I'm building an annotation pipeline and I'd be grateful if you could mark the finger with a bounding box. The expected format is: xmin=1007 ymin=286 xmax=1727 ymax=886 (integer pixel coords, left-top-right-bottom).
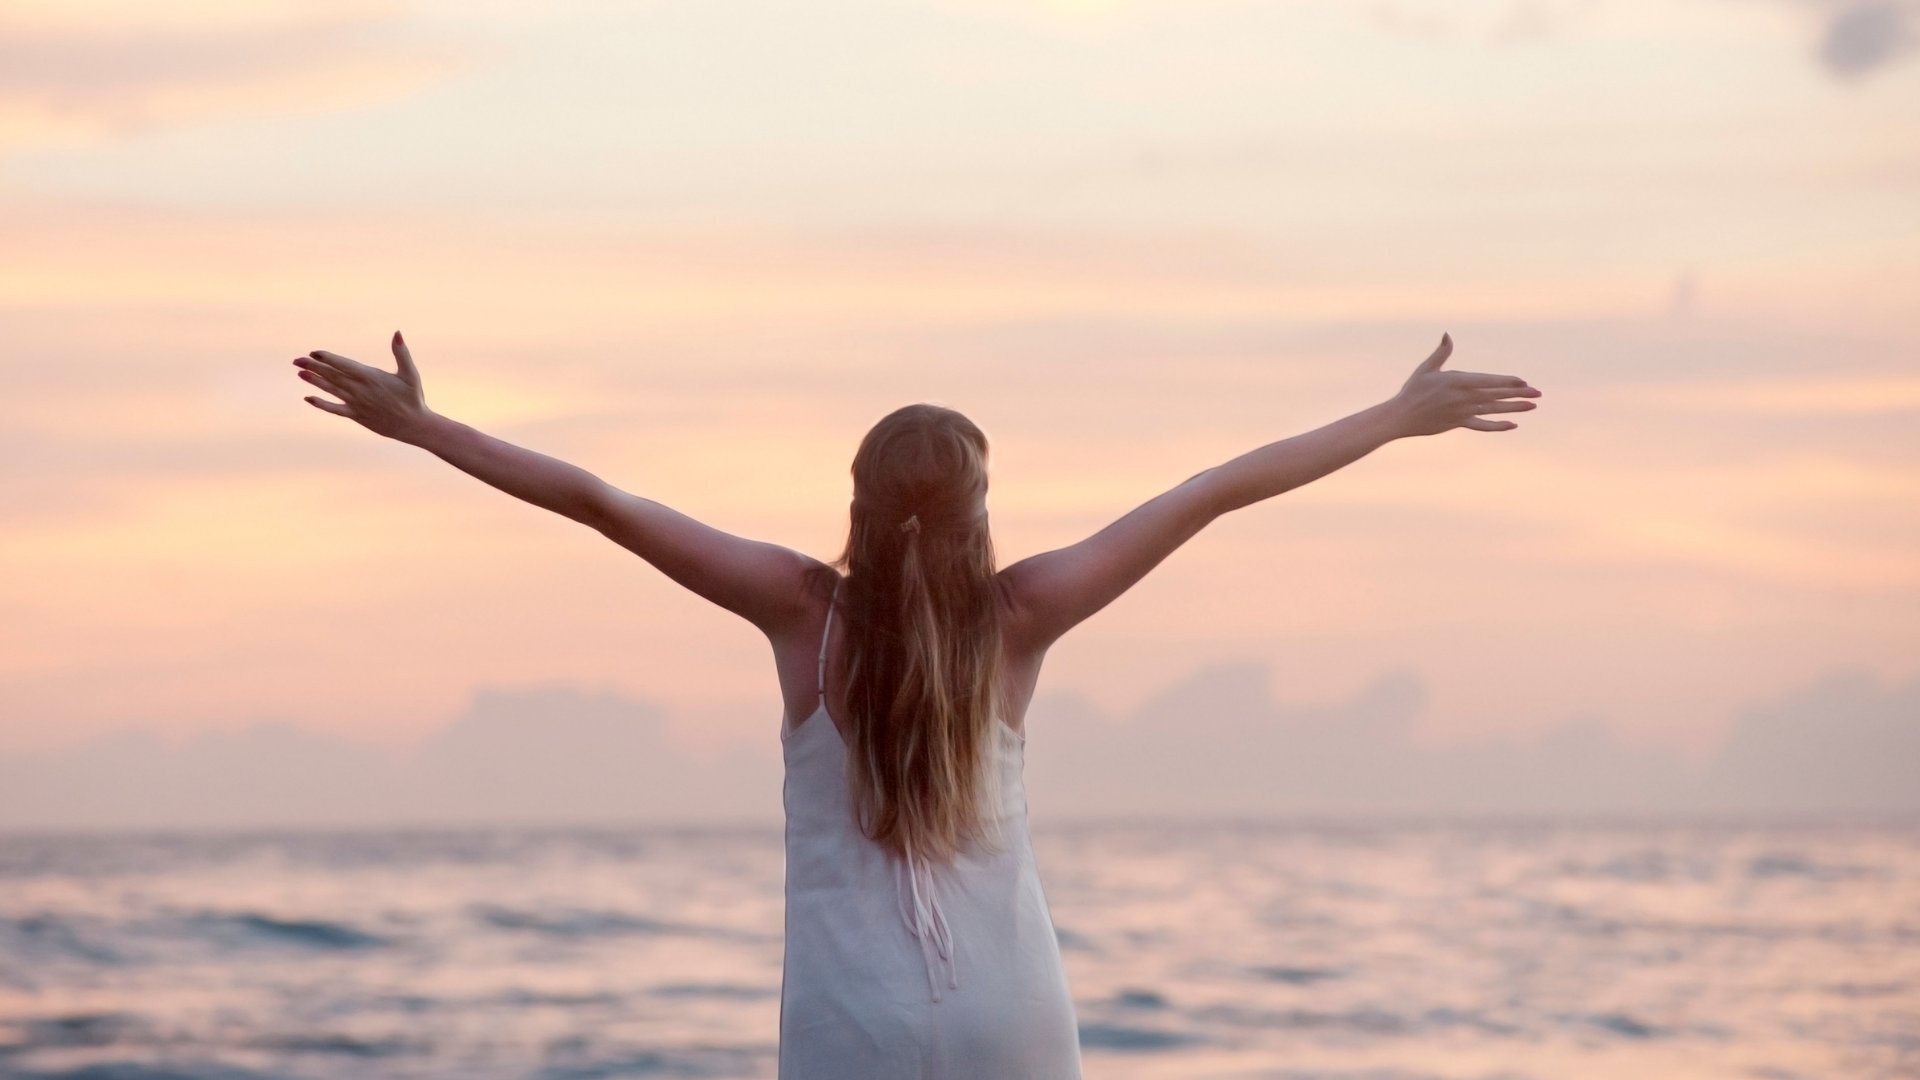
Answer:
xmin=1462 ymin=416 xmax=1518 ymax=432
xmin=1472 ymin=399 xmax=1537 ymax=415
xmin=297 ymin=368 xmax=350 ymax=399
xmin=1456 ymin=372 xmax=1530 ymax=389
xmin=1471 ymin=384 xmax=1541 ymax=399
xmin=309 ymin=349 xmax=383 ymax=380
xmin=296 ymin=354 xmax=366 ymax=384
xmin=1414 ymin=332 xmax=1453 ymax=374
xmin=305 ymin=396 xmax=353 ymax=418
xmin=391 ymin=330 xmax=419 ymax=386
xmin=1466 ymin=386 xmax=1543 ymax=403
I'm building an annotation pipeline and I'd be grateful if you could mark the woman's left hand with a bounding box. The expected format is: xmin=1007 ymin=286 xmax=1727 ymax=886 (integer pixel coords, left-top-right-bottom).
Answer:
xmin=293 ymin=331 xmax=432 ymax=443
xmin=1390 ymin=333 xmax=1540 ymax=437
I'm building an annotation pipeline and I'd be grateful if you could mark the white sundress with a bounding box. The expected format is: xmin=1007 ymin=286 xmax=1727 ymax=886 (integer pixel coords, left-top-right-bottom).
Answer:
xmin=777 ymin=577 xmax=1083 ymax=1078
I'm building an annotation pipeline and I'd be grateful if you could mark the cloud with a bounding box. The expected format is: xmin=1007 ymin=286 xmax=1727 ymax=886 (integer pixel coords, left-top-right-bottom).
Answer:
xmin=1600 ymin=375 xmax=1920 ymax=416
xmin=1370 ymin=0 xmax=1920 ymax=79
xmin=1700 ymin=666 xmax=1920 ymax=812
xmin=1023 ymin=663 xmax=1705 ymax=819
xmin=0 ymin=684 xmax=779 ymax=830
xmin=398 ymin=685 xmax=776 ymax=823
xmin=1756 ymin=0 xmax=1920 ymax=79
xmin=1366 ymin=0 xmax=1599 ymax=44
xmin=1816 ymin=0 xmax=1920 ymax=77
xmin=2 ymin=664 xmax=1912 ymax=830
xmin=1024 ymin=662 xmax=1920 ymax=819
xmin=1366 ymin=1 xmax=1462 ymax=40
xmin=0 ymin=3 xmax=469 ymax=150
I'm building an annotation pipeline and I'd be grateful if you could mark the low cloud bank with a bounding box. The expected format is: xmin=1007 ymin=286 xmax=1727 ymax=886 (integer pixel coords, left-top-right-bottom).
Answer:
xmin=0 ymin=686 xmax=775 ymax=830
xmin=2 ymin=664 xmax=1913 ymax=830
xmin=1025 ymin=663 xmax=1918 ymax=819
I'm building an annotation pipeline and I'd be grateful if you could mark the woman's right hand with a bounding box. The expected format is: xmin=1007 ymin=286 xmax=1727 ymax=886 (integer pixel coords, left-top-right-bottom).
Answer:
xmin=1390 ymin=333 xmax=1541 ymax=437
xmin=292 ymin=330 xmax=434 ymax=444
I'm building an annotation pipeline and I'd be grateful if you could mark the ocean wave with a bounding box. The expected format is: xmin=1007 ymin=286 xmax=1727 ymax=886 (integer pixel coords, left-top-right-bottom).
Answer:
xmin=1 ymin=914 xmax=127 ymax=966
xmin=1193 ymin=1003 xmax=1413 ymax=1035
xmin=1253 ymin=964 xmax=1345 ymax=985
xmin=1077 ymin=1022 xmax=1204 ymax=1052
xmin=491 ymin=988 xmax=626 ymax=1008
xmin=1525 ymin=897 xmax=1902 ymax=946
xmin=1827 ymin=980 xmax=1907 ymax=998
xmin=473 ymin=904 xmax=680 ymax=937
xmin=0 ymin=1011 xmax=145 ymax=1051
xmin=181 ymin=912 xmax=387 ymax=951
xmin=1585 ymin=1011 xmax=1664 ymax=1039
xmin=1191 ymin=1003 xmax=1523 ymax=1038
xmin=535 ymin=1047 xmax=762 ymax=1079
xmin=1112 ymin=988 xmax=1170 ymax=1009
xmin=1746 ymin=852 xmax=1882 ymax=882
xmin=649 ymin=982 xmax=778 ymax=1001
xmin=4 ymin=1065 xmax=274 ymax=1080
xmin=1555 ymin=850 xmax=1715 ymax=883
xmin=248 ymin=1032 xmax=422 ymax=1057
xmin=469 ymin=903 xmax=770 ymax=944
xmin=1052 ymin=925 xmax=1098 ymax=953
xmin=4 ymin=910 xmax=392 ymax=974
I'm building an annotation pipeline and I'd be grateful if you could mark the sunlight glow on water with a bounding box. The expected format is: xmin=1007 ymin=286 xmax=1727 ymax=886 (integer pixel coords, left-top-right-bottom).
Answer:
xmin=1 ymin=822 xmax=1915 ymax=1079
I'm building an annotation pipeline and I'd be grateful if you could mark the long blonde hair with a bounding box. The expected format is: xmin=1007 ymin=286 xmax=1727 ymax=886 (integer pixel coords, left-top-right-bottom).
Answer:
xmin=823 ymin=403 xmax=1006 ymax=865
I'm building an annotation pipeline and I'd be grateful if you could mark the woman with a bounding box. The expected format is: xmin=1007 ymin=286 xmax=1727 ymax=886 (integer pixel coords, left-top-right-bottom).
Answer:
xmin=291 ymin=332 xmax=1540 ymax=1077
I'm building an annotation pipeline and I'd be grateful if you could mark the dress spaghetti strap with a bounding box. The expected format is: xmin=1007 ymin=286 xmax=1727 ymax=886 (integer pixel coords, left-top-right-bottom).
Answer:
xmin=817 ymin=578 xmax=837 ymax=712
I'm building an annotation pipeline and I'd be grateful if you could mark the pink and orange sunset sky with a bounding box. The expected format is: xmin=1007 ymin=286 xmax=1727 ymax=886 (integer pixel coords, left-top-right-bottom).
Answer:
xmin=2 ymin=0 xmax=1916 ymax=821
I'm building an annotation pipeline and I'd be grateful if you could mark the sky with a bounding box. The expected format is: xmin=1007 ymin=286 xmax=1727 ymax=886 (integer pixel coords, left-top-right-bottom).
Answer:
xmin=1 ymin=0 xmax=1916 ymax=824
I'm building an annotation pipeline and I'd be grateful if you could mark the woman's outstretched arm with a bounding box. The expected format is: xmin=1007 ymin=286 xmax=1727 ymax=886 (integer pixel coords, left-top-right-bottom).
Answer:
xmin=998 ymin=333 xmax=1540 ymax=652
xmin=293 ymin=333 xmax=816 ymax=635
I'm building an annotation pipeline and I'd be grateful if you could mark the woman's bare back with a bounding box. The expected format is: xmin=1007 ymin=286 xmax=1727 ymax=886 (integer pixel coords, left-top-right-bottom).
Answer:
xmin=775 ymin=570 xmax=1047 ymax=743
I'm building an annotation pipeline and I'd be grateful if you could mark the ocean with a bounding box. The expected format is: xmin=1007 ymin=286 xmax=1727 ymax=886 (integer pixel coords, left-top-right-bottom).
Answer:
xmin=1 ymin=821 xmax=1914 ymax=1080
